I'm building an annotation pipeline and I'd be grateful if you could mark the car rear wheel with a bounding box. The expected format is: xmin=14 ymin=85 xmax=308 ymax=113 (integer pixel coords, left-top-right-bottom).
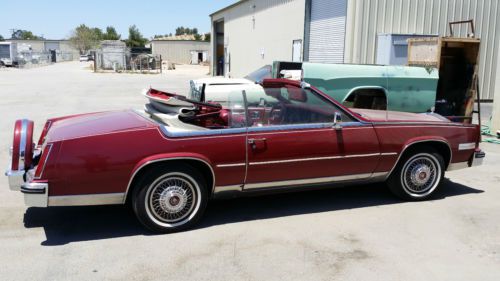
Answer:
xmin=132 ymin=163 xmax=208 ymax=233
xmin=387 ymin=148 xmax=445 ymax=200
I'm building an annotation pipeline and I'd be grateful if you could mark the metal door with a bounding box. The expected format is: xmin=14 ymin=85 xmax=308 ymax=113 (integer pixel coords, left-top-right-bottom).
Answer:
xmin=292 ymin=40 xmax=302 ymax=62
xmin=308 ymin=0 xmax=347 ymax=63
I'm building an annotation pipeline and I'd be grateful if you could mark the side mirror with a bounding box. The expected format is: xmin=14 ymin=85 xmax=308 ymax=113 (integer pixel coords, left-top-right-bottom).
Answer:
xmin=333 ymin=112 xmax=342 ymax=130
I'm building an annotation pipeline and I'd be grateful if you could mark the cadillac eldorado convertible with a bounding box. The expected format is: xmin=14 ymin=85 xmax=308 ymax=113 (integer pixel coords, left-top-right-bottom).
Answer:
xmin=5 ymin=79 xmax=484 ymax=232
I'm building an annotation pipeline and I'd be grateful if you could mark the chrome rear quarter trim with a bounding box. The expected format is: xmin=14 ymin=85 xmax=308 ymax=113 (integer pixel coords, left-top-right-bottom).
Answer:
xmin=49 ymin=193 xmax=125 ymax=206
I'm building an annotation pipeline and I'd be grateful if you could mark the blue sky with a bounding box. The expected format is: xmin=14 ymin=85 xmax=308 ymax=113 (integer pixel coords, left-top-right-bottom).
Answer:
xmin=0 ymin=0 xmax=235 ymax=39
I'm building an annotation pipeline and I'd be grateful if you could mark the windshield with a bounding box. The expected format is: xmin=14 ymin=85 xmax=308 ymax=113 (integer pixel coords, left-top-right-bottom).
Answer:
xmin=244 ymin=65 xmax=272 ymax=83
xmin=189 ymin=80 xmax=204 ymax=101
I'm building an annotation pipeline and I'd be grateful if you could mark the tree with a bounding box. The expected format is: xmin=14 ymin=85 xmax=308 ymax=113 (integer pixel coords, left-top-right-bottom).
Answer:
xmin=11 ymin=29 xmax=43 ymax=40
xmin=194 ymin=34 xmax=202 ymax=41
xmin=203 ymin=33 xmax=210 ymax=42
xmin=102 ymin=26 xmax=121 ymax=40
xmin=0 ymin=35 xmax=4 ymax=41
xmin=92 ymin=28 xmax=103 ymax=39
xmin=175 ymin=26 xmax=199 ymax=36
xmin=69 ymin=24 xmax=101 ymax=54
xmin=125 ymin=25 xmax=147 ymax=47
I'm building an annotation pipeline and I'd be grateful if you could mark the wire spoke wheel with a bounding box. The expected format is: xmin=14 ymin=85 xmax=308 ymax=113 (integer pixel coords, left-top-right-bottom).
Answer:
xmin=400 ymin=153 xmax=441 ymax=197
xmin=145 ymin=172 xmax=200 ymax=227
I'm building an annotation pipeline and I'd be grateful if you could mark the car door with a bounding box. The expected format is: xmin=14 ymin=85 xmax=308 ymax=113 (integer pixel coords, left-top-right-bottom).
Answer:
xmin=243 ymin=83 xmax=380 ymax=190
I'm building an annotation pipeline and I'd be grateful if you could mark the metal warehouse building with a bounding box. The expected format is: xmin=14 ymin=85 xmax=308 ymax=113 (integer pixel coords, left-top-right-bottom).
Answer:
xmin=7 ymin=39 xmax=80 ymax=61
xmin=151 ymin=40 xmax=210 ymax=65
xmin=210 ymin=0 xmax=500 ymax=131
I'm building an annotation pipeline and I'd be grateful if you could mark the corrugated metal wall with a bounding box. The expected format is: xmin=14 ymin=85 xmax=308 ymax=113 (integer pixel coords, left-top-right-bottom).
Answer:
xmin=151 ymin=40 xmax=210 ymax=64
xmin=344 ymin=0 xmax=500 ymax=100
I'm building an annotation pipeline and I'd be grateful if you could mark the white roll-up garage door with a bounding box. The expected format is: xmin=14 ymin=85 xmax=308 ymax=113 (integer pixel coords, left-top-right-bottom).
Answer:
xmin=44 ymin=42 xmax=60 ymax=51
xmin=308 ymin=0 xmax=347 ymax=63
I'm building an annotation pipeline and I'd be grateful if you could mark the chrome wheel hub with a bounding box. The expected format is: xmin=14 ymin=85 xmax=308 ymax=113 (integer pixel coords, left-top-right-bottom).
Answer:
xmin=410 ymin=164 xmax=431 ymax=186
xmin=148 ymin=176 xmax=196 ymax=223
xmin=158 ymin=186 xmax=187 ymax=213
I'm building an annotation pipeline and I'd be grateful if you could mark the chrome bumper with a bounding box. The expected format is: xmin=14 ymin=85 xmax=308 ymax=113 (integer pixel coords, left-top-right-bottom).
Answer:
xmin=21 ymin=182 xmax=48 ymax=207
xmin=5 ymin=169 xmax=24 ymax=191
xmin=6 ymin=169 xmax=48 ymax=207
xmin=447 ymin=149 xmax=485 ymax=171
xmin=6 ymin=150 xmax=48 ymax=207
xmin=471 ymin=149 xmax=485 ymax=167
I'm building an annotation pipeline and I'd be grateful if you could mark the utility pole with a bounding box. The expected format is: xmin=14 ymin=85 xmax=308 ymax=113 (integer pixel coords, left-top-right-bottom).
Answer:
xmin=9 ymin=28 xmax=17 ymax=39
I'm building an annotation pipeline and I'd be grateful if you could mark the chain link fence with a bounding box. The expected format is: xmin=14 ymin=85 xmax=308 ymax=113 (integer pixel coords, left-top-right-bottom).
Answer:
xmin=13 ymin=51 xmax=74 ymax=69
xmin=94 ymin=51 xmax=162 ymax=73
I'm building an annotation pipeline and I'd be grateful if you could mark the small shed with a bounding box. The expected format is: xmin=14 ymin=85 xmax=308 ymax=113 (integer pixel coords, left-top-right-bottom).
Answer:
xmin=98 ymin=40 xmax=128 ymax=70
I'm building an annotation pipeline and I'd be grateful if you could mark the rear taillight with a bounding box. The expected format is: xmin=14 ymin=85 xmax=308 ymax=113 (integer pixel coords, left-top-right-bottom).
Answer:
xmin=34 ymin=144 xmax=53 ymax=179
xmin=11 ymin=119 xmax=34 ymax=171
xmin=38 ymin=120 xmax=52 ymax=146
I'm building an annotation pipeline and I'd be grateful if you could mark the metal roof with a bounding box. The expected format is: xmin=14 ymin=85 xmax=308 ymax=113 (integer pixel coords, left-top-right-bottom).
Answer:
xmin=209 ymin=0 xmax=249 ymax=17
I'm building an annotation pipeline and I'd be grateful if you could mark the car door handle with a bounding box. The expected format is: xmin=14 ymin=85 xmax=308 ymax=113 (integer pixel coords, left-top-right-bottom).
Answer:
xmin=248 ymin=138 xmax=267 ymax=144
xmin=248 ymin=138 xmax=267 ymax=150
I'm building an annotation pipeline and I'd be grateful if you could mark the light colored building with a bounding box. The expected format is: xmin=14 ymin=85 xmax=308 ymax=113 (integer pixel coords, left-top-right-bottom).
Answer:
xmin=7 ymin=39 xmax=80 ymax=61
xmin=211 ymin=0 xmax=500 ymax=131
xmin=150 ymin=40 xmax=210 ymax=64
xmin=210 ymin=0 xmax=306 ymax=77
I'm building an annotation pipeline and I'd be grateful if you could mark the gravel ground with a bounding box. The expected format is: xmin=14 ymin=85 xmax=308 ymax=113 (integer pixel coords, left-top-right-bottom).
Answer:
xmin=0 ymin=62 xmax=499 ymax=281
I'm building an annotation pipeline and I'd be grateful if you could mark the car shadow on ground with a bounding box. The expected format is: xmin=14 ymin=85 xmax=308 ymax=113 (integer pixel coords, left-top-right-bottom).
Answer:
xmin=23 ymin=179 xmax=483 ymax=246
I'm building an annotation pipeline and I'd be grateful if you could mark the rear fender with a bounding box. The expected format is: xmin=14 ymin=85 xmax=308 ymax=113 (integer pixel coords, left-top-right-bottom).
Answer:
xmin=383 ymin=136 xmax=452 ymax=180
xmin=124 ymin=153 xmax=215 ymax=203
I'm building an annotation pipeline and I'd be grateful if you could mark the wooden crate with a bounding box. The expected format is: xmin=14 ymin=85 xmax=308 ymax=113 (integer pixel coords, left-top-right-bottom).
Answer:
xmin=407 ymin=37 xmax=481 ymax=123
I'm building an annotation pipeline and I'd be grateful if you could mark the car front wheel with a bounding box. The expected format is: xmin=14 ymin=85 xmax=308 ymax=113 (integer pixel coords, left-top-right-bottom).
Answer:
xmin=132 ymin=163 xmax=208 ymax=233
xmin=387 ymin=148 xmax=445 ymax=200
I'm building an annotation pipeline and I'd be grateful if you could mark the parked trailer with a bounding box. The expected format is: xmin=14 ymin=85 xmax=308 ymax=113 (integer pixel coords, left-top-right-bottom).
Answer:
xmin=0 ymin=42 xmax=18 ymax=67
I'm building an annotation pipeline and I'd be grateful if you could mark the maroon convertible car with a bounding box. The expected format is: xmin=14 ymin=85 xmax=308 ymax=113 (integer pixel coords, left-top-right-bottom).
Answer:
xmin=6 ymin=79 xmax=484 ymax=232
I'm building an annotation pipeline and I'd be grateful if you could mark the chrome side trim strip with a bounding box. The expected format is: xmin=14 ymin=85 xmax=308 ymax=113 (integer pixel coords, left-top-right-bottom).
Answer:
xmin=213 ymin=184 xmax=243 ymax=193
xmin=380 ymin=152 xmax=398 ymax=156
xmin=244 ymin=173 xmax=376 ymax=190
xmin=447 ymin=162 xmax=469 ymax=171
xmin=373 ymin=122 xmax=465 ymax=127
xmin=48 ymin=193 xmax=125 ymax=206
xmin=158 ymin=121 xmax=371 ymax=139
xmin=371 ymin=171 xmax=390 ymax=178
xmin=123 ymin=157 xmax=215 ymax=204
xmin=216 ymin=163 xmax=246 ymax=168
xmin=247 ymin=122 xmax=369 ymax=133
xmin=159 ymin=126 xmax=247 ymax=138
xmin=458 ymin=142 xmax=475 ymax=151
xmin=248 ymin=153 xmax=388 ymax=166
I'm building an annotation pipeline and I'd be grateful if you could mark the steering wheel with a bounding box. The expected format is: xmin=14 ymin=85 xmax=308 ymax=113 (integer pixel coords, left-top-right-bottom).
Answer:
xmin=268 ymin=102 xmax=287 ymax=124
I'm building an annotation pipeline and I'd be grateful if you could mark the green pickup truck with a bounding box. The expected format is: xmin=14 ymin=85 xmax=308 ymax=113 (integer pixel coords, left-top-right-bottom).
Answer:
xmin=267 ymin=61 xmax=439 ymax=113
